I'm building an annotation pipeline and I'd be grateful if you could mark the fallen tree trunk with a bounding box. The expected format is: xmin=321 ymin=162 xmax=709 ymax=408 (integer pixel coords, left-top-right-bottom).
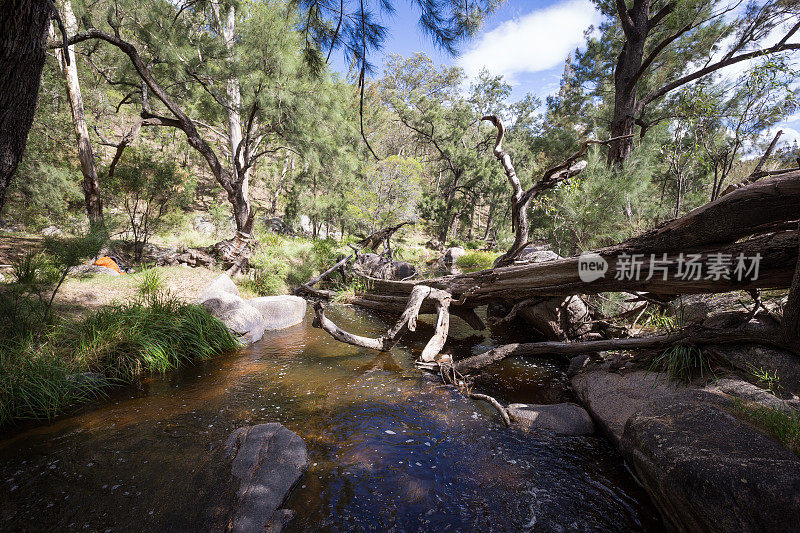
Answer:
xmin=453 ymin=326 xmax=800 ymax=374
xmin=350 ymin=230 xmax=798 ymax=305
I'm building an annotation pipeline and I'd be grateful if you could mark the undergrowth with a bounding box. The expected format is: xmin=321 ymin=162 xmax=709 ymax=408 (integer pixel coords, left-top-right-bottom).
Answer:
xmin=455 ymin=250 xmax=499 ymax=271
xmin=648 ymin=344 xmax=711 ymax=382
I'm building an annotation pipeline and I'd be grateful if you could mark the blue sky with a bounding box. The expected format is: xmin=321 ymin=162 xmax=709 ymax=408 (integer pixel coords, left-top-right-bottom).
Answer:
xmin=329 ymin=0 xmax=800 ymax=150
xmin=331 ymin=0 xmax=599 ymax=102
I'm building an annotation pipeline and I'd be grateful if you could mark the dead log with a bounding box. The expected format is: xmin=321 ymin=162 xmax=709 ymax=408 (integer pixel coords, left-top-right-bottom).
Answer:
xmin=611 ymin=171 xmax=800 ymax=253
xmin=783 ymin=222 xmax=800 ymax=344
xmin=353 ymin=231 xmax=798 ymax=305
xmin=356 ymin=221 xmax=412 ymax=256
xmin=294 ymin=250 xmax=355 ymax=295
xmin=453 ymin=326 xmax=800 ymax=374
xmin=312 ymin=285 xmax=453 ymax=362
xmin=482 ymin=115 xmax=631 ymax=267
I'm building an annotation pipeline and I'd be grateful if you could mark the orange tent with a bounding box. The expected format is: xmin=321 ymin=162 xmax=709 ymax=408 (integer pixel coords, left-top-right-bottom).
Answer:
xmin=94 ymin=256 xmax=125 ymax=274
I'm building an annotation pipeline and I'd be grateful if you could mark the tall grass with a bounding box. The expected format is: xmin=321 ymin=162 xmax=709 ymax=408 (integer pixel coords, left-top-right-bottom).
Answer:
xmin=136 ymin=266 xmax=165 ymax=297
xmin=0 ymin=294 xmax=238 ymax=425
xmin=53 ymin=294 xmax=239 ymax=379
xmin=648 ymin=344 xmax=711 ymax=382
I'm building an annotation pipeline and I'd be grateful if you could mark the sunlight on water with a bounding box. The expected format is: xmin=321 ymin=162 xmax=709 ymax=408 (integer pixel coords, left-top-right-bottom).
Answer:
xmin=0 ymin=306 xmax=661 ymax=531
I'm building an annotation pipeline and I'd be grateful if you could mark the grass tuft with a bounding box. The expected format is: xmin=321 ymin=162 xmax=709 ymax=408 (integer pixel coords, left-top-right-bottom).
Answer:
xmin=455 ymin=250 xmax=499 ymax=271
xmin=136 ymin=266 xmax=165 ymax=297
xmin=733 ymin=398 xmax=800 ymax=456
xmin=648 ymin=344 xmax=710 ymax=382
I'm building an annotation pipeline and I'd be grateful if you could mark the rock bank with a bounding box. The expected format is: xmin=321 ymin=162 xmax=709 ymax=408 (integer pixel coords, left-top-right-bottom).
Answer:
xmin=572 ymin=369 xmax=800 ymax=531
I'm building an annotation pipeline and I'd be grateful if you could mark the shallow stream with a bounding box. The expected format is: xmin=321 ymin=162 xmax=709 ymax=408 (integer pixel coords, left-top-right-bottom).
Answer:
xmin=0 ymin=306 xmax=662 ymax=531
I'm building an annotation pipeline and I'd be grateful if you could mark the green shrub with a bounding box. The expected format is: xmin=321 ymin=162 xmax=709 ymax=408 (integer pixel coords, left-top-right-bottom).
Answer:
xmin=455 ymin=250 xmax=500 ymax=271
xmin=733 ymin=398 xmax=800 ymax=456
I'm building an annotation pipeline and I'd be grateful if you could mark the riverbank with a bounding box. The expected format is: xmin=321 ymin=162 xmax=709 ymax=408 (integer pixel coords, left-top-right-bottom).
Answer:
xmin=0 ymin=291 xmax=239 ymax=425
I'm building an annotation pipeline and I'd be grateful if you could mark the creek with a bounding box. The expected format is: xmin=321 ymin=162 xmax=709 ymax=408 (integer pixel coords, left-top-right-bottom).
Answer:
xmin=0 ymin=306 xmax=661 ymax=531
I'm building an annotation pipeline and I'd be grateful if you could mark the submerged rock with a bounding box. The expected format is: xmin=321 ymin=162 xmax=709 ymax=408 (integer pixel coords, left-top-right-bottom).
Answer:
xmin=507 ymin=403 xmax=594 ymax=436
xmin=248 ymin=296 xmax=306 ymax=330
xmin=224 ymin=423 xmax=307 ymax=533
xmin=573 ymin=369 xmax=800 ymax=531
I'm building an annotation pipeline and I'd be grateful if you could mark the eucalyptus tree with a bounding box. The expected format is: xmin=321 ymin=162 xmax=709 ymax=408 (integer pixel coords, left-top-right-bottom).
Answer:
xmin=380 ymin=54 xmax=493 ymax=242
xmin=592 ymin=0 xmax=800 ymax=164
xmin=51 ymin=0 xmax=103 ymax=225
xmin=64 ymin=0 xmax=345 ymax=250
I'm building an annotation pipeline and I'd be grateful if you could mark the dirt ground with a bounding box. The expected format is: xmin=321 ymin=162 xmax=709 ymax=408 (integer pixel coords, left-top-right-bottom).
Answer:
xmin=1 ymin=234 xmax=223 ymax=319
xmin=53 ymin=266 xmax=222 ymax=318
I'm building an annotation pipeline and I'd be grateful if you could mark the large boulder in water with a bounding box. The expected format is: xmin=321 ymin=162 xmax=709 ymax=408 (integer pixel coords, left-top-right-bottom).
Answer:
xmin=196 ymin=274 xmax=265 ymax=343
xmin=224 ymin=423 xmax=307 ymax=533
xmin=198 ymin=273 xmax=240 ymax=299
xmin=507 ymin=402 xmax=594 ymax=436
xmin=197 ymin=275 xmax=310 ymax=343
xmin=572 ymin=369 xmax=800 ymax=531
xmin=248 ymin=296 xmax=306 ymax=330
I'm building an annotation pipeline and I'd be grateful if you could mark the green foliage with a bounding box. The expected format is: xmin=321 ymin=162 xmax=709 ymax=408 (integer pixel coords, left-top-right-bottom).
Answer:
xmin=648 ymin=344 xmax=710 ymax=383
xmin=0 ymin=294 xmax=237 ymax=425
xmin=733 ymin=399 xmax=800 ymax=456
xmin=532 ymin=149 xmax=660 ymax=254
xmin=455 ymin=250 xmax=499 ymax=271
xmin=107 ymin=146 xmax=194 ymax=261
xmin=0 ymin=340 xmax=106 ymax=426
xmin=136 ymin=266 xmax=165 ymax=297
xmin=749 ymin=365 xmax=783 ymax=396
xmin=56 ymin=293 xmax=238 ymax=378
xmin=345 ymin=156 xmax=423 ymax=234
xmin=1 ymin=231 xmax=107 ymax=336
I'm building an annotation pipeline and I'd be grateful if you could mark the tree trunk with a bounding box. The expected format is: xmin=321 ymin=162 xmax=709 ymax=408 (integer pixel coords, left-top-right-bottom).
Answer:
xmin=782 ymin=223 xmax=800 ymax=344
xmin=607 ymin=1 xmax=649 ymax=166
xmin=53 ymin=0 xmax=103 ymax=226
xmin=218 ymin=3 xmax=253 ymax=236
xmin=0 ymin=0 xmax=52 ymax=213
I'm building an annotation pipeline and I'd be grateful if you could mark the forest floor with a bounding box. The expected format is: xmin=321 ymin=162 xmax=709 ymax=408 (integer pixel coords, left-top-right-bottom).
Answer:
xmin=54 ymin=265 xmax=220 ymax=319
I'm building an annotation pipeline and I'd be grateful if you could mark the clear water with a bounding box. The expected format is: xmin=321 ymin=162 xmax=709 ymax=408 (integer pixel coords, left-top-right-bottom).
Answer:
xmin=0 ymin=306 xmax=661 ymax=531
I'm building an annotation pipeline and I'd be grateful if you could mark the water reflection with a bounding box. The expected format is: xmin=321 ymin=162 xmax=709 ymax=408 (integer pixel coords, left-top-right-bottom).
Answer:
xmin=0 ymin=305 xmax=661 ymax=531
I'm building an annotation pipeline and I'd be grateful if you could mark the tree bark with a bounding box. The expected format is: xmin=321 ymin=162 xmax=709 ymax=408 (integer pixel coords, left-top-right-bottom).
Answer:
xmin=782 ymin=223 xmax=800 ymax=345
xmin=0 ymin=0 xmax=53 ymax=213
xmin=215 ymin=3 xmax=254 ymax=235
xmin=53 ymin=0 xmax=103 ymax=225
xmin=607 ymin=0 xmax=650 ymax=166
xmin=453 ymin=326 xmax=799 ymax=374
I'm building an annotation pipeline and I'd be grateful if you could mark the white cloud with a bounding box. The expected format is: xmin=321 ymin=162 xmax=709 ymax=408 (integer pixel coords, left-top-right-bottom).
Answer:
xmin=742 ymin=126 xmax=800 ymax=159
xmin=457 ymin=0 xmax=601 ymax=81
